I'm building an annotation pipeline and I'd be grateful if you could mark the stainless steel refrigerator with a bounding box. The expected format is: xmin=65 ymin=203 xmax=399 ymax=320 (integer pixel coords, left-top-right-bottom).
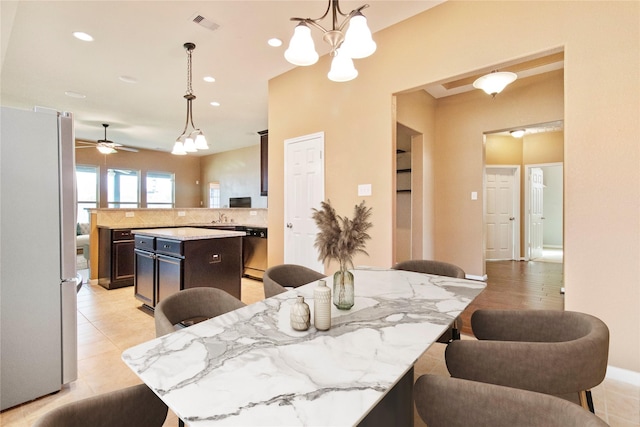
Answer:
xmin=1 ymin=106 xmax=78 ymax=410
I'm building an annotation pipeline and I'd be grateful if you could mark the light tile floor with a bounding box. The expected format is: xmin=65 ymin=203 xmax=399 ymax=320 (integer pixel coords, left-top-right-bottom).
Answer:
xmin=1 ymin=274 xmax=638 ymax=426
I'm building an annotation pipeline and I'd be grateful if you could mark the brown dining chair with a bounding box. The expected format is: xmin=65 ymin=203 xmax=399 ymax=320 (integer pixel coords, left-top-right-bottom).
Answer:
xmin=154 ymin=287 xmax=246 ymax=337
xmin=392 ymin=259 xmax=466 ymax=343
xmin=33 ymin=383 xmax=168 ymax=427
xmin=445 ymin=309 xmax=610 ymax=412
xmin=263 ymin=264 xmax=326 ymax=298
xmin=414 ymin=374 xmax=609 ymax=427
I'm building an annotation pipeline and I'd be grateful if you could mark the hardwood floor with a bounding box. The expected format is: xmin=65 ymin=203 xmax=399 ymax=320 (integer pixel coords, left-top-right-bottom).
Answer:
xmin=459 ymin=260 xmax=564 ymax=336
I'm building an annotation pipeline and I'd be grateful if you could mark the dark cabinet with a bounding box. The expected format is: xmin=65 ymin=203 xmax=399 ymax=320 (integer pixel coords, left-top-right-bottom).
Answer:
xmin=259 ymin=130 xmax=268 ymax=196
xmin=133 ymin=233 xmax=242 ymax=309
xmin=99 ymin=228 xmax=135 ymax=289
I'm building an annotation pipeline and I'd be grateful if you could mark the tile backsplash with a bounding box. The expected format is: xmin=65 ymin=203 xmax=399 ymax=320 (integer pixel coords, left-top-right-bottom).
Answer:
xmin=93 ymin=208 xmax=267 ymax=229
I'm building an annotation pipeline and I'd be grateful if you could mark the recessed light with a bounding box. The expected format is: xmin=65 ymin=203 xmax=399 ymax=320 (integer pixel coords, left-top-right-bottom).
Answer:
xmin=64 ymin=91 xmax=86 ymax=99
xmin=210 ymin=101 xmax=220 ymax=107
xmin=203 ymin=76 xmax=216 ymax=83
xmin=268 ymin=38 xmax=283 ymax=47
xmin=118 ymin=75 xmax=138 ymax=84
xmin=72 ymin=32 xmax=94 ymax=42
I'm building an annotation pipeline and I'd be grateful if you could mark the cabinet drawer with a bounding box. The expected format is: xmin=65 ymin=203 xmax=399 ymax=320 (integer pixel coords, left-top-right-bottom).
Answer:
xmin=134 ymin=235 xmax=155 ymax=250
xmin=113 ymin=229 xmax=133 ymax=241
xmin=156 ymin=238 xmax=183 ymax=257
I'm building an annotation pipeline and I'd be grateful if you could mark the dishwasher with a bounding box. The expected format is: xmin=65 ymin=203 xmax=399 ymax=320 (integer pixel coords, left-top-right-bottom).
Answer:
xmin=243 ymin=227 xmax=267 ymax=280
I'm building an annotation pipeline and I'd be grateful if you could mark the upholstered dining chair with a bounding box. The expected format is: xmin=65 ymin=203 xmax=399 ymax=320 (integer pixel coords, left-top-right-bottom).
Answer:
xmin=392 ymin=259 xmax=466 ymax=343
xmin=445 ymin=309 xmax=610 ymax=412
xmin=414 ymin=374 xmax=609 ymax=427
xmin=263 ymin=264 xmax=326 ymax=298
xmin=154 ymin=287 xmax=246 ymax=337
xmin=33 ymin=383 xmax=168 ymax=427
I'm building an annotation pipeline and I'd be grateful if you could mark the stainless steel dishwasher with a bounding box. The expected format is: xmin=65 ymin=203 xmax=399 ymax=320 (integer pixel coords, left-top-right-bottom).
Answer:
xmin=243 ymin=227 xmax=267 ymax=280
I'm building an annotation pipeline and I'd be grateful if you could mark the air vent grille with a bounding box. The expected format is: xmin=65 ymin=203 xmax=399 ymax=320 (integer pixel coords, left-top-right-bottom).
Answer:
xmin=192 ymin=14 xmax=219 ymax=32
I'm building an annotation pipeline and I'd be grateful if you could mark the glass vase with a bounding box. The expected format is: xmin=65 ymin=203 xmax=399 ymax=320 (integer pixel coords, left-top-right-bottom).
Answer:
xmin=333 ymin=269 xmax=354 ymax=310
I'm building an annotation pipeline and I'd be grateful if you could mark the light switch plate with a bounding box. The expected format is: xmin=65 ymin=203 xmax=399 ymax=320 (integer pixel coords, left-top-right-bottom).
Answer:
xmin=471 ymin=191 xmax=478 ymax=200
xmin=125 ymin=211 xmax=135 ymax=217
xmin=178 ymin=211 xmax=186 ymax=217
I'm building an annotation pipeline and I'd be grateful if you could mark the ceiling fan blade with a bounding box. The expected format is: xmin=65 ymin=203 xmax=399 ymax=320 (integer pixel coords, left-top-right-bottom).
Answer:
xmin=118 ymin=146 xmax=139 ymax=152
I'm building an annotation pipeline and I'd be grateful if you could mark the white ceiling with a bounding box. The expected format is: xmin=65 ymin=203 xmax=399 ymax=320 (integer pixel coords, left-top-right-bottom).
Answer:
xmin=1 ymin=1 xmax=443 ymax=155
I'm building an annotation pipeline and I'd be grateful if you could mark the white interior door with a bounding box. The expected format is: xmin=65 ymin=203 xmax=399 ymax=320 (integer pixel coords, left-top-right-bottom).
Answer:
xmin=284 ymin=132 xmax=325 ymax=272
xmin=485 ymin=167 xmax=517 ymax=260
xmin=529 ymin=167 xmax=544 ymax=259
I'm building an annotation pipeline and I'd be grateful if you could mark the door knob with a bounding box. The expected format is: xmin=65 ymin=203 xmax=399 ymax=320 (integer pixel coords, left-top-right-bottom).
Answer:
xmin=509 ymin=217 xmax=515 ymax=221
xmin=286 ymin=223 xmax=293 ymax=228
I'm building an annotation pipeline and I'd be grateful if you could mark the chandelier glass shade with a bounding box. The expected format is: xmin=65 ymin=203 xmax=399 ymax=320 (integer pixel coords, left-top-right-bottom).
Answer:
xmin=473 ymin=71 xmax=517 ymax=97
xmin=172 ymin=42 xmax=209 ymax=155
xmin=284 ymin=1 xmax=376 ymax=82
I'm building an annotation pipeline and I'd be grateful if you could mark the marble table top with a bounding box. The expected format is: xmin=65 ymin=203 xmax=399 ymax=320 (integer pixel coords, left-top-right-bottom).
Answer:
xmin=132 ymin=227 xmax=245 ymax=240
xmin=122 ymin=268 xmax=486 ymax=426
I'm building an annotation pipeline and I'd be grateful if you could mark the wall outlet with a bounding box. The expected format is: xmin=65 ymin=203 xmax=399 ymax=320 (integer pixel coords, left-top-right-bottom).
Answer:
xmin=178 ymin=211 xmax=186 ymax=217
xmin=358 ymin=184 xmax=372 ymax=196
xmin=250 ymin=210 xmax=257 ymax=216
xmin=125 ymin=212 xmax=135 ymax=218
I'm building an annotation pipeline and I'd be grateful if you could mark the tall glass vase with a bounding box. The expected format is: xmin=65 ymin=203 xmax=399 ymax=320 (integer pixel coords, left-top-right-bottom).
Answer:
xmin=333 ymin=269 xmax=354 ymax=310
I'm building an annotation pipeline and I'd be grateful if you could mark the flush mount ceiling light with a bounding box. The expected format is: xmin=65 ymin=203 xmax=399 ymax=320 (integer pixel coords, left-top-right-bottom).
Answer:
xmin=473 ymin=71 xmax=517 ymax=97
xmin=284 ymin=0 xmax=376 ymax=82
xmin=172 ymin=42 xmax=209 ymax=155
xmin=510 ymin=129 xmax=526 ymax=138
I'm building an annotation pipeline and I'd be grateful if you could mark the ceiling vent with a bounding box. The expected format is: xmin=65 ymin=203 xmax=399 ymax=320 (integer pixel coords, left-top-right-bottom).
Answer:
xmin=191 ymin=14 xmax=219 ymax=32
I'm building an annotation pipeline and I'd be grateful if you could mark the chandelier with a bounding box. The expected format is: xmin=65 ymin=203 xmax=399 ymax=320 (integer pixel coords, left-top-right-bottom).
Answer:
xmin=284 ymin=0 xmax=376 ymax=82
xmin=172 ymin=42 xmax=209 ymax=155
xmin=473 ymin=71 xmax=517 ymax=97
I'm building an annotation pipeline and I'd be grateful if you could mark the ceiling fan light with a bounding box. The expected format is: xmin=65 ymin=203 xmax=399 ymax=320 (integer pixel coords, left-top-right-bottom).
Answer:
xmin=171 ymin=140 xmax=187 ymax=155
xmin=473 ymin=71 xmax=517 ymax=96
xmin=97 ymin=145 xmax=116 ymax=154
xmin=194 ymin=132 xmax=209 ymax=150
xmin=341 ymin=13 xmax=376 ymax=59
xmin=328 ymin=49 xmax=358 ymax=82
xmin=284 ymin=22 xmax=319 ymax=66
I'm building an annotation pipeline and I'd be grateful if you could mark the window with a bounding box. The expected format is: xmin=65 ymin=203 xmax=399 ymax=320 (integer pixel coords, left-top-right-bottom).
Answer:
xmin=209 ymin=182 xmax=221 ymax=208
xmin=107 ymin=168 xmax=139 ymax=208
xmin=76 ymin=165 xmax=98 ymax=223
xmin=147 ymin=171 xmax=175 ymax=208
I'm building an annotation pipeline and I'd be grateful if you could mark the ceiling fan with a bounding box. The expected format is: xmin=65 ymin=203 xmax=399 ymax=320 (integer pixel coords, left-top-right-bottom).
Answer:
xmin=76 ymin=123 xmax=139 ymax=154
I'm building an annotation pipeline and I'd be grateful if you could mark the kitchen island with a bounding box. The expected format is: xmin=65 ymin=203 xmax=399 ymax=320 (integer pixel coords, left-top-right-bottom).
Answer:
xmin=132 ymin=227 xmax=245 ymax=309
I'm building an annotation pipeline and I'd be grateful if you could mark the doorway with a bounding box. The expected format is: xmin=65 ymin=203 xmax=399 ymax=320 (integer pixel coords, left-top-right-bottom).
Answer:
xmin=484 ymin=123 xmax=564 ymax=264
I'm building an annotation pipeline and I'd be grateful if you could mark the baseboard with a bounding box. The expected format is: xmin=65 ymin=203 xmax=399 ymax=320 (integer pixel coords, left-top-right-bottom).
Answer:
xmin=543 ymin=245 xmax=563 ymax=249
xmin=465 ymin=274 xmax=487 ymax=282
xmin=606 ymin=365 xmax=640 ymax=387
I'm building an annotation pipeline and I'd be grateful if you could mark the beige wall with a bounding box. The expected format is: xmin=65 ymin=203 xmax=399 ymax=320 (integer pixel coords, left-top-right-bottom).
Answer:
xmin=75 ymin=146 xmax=201 ymax=208
xmin=200 ymin=145 xmax=267 ymax=209
xmin=268 ymin=2 xmax=639 ymax=372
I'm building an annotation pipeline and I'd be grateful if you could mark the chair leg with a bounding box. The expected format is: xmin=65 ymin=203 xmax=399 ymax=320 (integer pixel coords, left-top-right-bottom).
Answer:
xmin=579 ymin=390 xmax=595 ymax=413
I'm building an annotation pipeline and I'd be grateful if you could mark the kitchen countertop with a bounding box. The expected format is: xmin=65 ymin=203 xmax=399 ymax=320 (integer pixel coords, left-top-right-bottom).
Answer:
xmin=132 ymin=227 xmax=245 ymax=241
xmin=98 ymin=223 xmax=265 ymax=230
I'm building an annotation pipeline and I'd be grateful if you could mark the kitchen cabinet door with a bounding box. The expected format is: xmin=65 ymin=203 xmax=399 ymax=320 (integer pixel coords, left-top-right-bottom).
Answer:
xmin=156 ymin=254 xmax=182 ymax=305
xmin=134 ymin=249 xmax=155 ymax=307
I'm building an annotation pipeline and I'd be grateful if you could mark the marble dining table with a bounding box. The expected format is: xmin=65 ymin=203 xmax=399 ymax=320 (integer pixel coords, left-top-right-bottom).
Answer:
xmin=122 ymin=268 xmax=486 ymax=426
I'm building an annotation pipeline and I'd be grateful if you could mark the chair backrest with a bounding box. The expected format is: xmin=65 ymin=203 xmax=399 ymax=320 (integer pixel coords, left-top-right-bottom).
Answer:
xmin=33 ymin=384 xmax=168 ymax=427
xmin=263 ymin=264 xmax=326 ymax=298
xmin=414 ymin=375 xmax=609 ymax=427
xmin=446 ymin=309 xmax=610 ymax=397
xmin=155 ymin=287 xmax=246 ymax=337
xmin=392 ymin=259 xmax=465 ymax=279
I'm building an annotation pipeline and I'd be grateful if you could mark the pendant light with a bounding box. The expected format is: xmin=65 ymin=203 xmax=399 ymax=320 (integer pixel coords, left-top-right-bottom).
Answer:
xmin=172 ymin=42 xmax=209 ymax=155
xmin=285 ymin=0 xmax=376 ymax=82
